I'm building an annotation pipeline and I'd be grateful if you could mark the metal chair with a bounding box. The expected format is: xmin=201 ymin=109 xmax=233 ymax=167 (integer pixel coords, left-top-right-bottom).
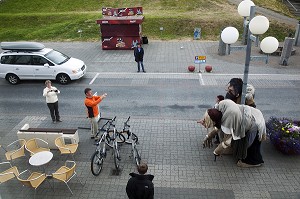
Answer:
xmin=0 ymin=139 xmax=26 ymax=163
xmin=25 ymin=138 xmax=50 ymax=156
xmin=0 ymin=161 xmax=19 ymax=184
xmin=51 ymin=160 xmax=83 ymax=195
xmin=55 ymin=137 xmax=78 ymax=161
xmin=17 ymin=169 xmax=49 ymax=199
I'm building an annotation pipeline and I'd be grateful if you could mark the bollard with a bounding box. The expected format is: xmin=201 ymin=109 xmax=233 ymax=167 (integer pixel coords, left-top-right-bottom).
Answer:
xmin=279 ymin=37 xmax=294 ymax=66
xmin=218 ymin=34 xmax=226 ymax=56
xmin=294 ymin=21 xmax=300 ymax=46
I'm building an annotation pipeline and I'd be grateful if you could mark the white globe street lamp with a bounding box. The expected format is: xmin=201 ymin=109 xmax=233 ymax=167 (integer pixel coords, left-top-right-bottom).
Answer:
xmin=221 ymin=27 xmax=239 ymax=44
xmin=220 ymin=5 xmax=279 ymax=104
xmin=238 ymin=0 xmax=255 ymax=44
xmin=260 ymin=36 xmax=279 ymax=53
xmin=249 ymin=16 xmax=269 ymax=35
xmin=221 ymin=27 xmax=239 ymax=55
xmin=238 ymin=0 xmax=255 ymax=17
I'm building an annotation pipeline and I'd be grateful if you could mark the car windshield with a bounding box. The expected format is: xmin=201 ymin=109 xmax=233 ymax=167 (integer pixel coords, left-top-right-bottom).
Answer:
xmin=45 ymin=50 xmax=70 ymax=65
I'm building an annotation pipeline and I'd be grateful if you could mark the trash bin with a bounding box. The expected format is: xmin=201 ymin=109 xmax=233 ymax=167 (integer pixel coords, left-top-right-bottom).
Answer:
xmin=142 ymin=36 xmax=148 ymax=44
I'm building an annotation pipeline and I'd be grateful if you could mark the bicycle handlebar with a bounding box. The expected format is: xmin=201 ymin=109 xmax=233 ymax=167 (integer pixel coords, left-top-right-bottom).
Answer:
xmin=124 ymin=116 xmax=130 ymax=128
xmin=99 ymin=116 xmax=117 ymax=131
xmin=99 ymin=120 xmax=110 ymax=131
xmin=109 ymin=116 xmax=117 ymax=127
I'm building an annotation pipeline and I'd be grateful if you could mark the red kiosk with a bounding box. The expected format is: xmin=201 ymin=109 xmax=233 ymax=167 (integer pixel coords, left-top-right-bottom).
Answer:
xmin=96 ymin=7 xmax=144 ymax=50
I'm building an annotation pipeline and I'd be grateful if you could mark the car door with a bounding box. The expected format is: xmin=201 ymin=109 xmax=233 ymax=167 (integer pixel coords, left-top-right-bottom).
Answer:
xmin=32 ymin=55 xmax=56 ymax=79
xmin=10 ymin=55 xmax=35 ymax=79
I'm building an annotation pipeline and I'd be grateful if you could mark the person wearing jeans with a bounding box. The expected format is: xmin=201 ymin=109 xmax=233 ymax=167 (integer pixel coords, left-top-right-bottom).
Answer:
xmin=43 ymin=80 xmax=61 ymax=123
xmin=134 ymin=43 xmax=146 ymax=72
xmin=84 ymin=88 xmax=107 ymax=139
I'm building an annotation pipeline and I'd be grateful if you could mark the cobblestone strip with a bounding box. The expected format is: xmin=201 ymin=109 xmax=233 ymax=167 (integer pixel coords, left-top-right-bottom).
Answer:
xmin=85 ymin=72 xmax=300 ymax=88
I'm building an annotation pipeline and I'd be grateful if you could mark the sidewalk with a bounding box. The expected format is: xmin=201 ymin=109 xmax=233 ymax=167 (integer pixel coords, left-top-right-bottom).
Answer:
xmin=1 ymin=113 xmax=299 ymax=199
xmin=43 ymin=40 xmax=300 ymax=75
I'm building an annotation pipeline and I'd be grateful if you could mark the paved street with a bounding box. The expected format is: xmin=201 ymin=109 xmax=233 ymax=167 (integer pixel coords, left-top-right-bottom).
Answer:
xmin=0 ymin=39 xmax=300 ymax=199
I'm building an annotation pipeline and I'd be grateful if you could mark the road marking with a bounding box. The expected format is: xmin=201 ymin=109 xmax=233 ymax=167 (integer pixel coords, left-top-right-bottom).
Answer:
xmin=199 ymin=73 xmax=205 ymax=85
xmin=84 ymin=71 xmax=300 ymax=78
xmin=89 ymin=73 xmax=99 ymax=85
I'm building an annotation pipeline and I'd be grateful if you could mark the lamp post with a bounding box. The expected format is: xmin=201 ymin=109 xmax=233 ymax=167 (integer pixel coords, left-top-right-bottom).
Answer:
xmin=221 ymin=0 xmax=279 ymax=104
xmin=238 ymin=0 xmax=255 ymax=45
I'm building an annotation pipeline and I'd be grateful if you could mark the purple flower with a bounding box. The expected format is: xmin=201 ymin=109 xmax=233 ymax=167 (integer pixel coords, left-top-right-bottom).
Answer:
xmin=266 ymin=117 xmax=300 ymax=155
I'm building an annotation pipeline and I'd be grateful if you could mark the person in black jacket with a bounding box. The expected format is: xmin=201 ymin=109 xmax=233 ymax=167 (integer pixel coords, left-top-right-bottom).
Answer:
xmin=126 ymin=163 xmax=154 ymax=199
xmin=134 ymin=43 xmax=146 ymax=72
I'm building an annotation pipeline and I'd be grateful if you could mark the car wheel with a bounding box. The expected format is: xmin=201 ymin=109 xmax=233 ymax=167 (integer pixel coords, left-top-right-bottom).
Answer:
xmin=56 ymin=73 xmax=70 ymax=84
xmin=6 ymin=73 xmax=20 ymax=85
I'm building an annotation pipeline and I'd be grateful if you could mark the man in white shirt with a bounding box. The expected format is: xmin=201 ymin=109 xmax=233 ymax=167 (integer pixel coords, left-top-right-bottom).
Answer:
xmin=43 ymin=80 xmax=61 ymax=123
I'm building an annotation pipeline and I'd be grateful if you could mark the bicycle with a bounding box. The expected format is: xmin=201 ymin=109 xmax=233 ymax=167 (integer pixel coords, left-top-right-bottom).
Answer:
xmin=91 ymin=116 xmax=125 ymax=176
xmin=121 ymin=116 xmax=141 ymax=166
xmin=95 ymin=118 xmax=125 ymax=148
xmin=108 ymin=117 xmax=125 ymax=170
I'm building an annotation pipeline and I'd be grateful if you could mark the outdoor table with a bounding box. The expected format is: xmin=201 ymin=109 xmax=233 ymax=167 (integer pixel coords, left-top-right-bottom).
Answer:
xmin=29 ymin=151 xmax=53 ymax=176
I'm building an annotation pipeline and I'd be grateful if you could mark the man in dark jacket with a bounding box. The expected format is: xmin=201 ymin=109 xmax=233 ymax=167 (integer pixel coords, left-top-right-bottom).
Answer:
xmin=126 ymin=163 xmax=154 ymax=199
xmin=134 ymin=43 xmax=146 ymax=72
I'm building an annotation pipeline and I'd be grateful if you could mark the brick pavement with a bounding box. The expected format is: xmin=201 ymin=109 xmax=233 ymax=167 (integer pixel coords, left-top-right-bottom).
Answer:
xmin=1 ymin=113 xmax=300 ymax=199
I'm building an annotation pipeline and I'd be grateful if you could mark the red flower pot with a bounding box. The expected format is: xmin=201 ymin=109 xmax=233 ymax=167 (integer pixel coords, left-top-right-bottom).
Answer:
xmin=188 ymin=65 xmax=195 ymax=72
xmin=205 ymin=65 xmax=212 ymax=72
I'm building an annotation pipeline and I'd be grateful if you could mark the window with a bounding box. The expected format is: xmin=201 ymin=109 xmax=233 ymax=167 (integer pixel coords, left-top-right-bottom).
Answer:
xmin=45 ymin=50 xmax=70 ymax=65
xmin=32 ymin=55 xmax=52 ymax=66
xmin=1 ymin=55 xmax=15 ymax=64
xmin=14 ymin=55 xmax=31 ymax=65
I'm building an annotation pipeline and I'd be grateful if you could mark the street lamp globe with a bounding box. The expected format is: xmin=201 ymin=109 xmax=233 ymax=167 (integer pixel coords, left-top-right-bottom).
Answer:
xmin=238 ymin=0 xmax=255 ymax=17
xmin=249 ymin=16 xmax=269 ymax=35
xmin=260 ymin=36 xmax=279 ymax=54
xmin=221 ymin=27 xmax=239 ymax=44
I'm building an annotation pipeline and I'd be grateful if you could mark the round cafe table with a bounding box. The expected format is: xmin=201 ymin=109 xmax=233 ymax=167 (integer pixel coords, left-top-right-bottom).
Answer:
xmin=29 ymin=151 xmax=53 ymax=173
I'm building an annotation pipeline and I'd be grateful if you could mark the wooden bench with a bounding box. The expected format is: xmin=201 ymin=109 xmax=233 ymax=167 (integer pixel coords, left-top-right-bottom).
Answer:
xmin=17 ymin=124 xmax=79 ymax=149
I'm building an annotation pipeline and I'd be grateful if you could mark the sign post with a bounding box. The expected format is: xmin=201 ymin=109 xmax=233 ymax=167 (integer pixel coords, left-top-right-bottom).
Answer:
xmin=194 ymin=56 xmax=206 ymax=73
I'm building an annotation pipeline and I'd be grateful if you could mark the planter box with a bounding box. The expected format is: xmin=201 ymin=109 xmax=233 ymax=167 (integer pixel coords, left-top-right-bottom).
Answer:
xmin=17 ymin=124 xmax=79 ymax=149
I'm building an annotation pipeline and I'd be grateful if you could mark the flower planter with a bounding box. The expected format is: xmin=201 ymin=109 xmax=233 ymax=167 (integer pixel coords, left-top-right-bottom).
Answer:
xmin=205 ymin=65 xmax=212 ymax=72
xmin=266 ymin=117 xmax=300 ymax=155
xmin=188 ymin=65 xmax=195 ymax=72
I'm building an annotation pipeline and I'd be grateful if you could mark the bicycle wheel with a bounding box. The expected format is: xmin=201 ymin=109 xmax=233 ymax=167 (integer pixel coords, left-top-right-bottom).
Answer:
xmin=91 ymin=150 xmax=104 ymax=176
xmin=133 ymin=147 xmax=141 ymax=166
xmin=113 ymin=142 xmax=121 ymax=170
xmin=125 ymin=132 xmax=138 ymax=144
xmin=106 ymin=130 xmax=126 ymax=148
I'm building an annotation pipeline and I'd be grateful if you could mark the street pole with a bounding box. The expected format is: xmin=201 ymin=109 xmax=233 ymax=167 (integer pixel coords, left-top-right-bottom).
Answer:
xmin=294 ymin=21 xmax=300 ymax=46
xmin=241 ymin=6 xmax=255 ymax=105
xmin=242 ymin=17 xmax=248 ymax=45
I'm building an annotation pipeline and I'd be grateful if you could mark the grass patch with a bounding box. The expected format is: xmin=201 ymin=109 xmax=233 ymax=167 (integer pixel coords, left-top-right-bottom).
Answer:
xmin=0 ymin=13 xmax=100 ymax=41
xmin=0 ymin=0 xmax=297 ymax=42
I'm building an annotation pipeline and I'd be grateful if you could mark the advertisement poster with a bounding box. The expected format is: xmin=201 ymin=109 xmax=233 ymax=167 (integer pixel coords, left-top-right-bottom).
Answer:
xmin=101 ymin=37 xmax=141 ymax=50
xmin=194 ymin=28 xmax=201 ymax=40
xmin=102 ymin=7 xmax=143 ymax=17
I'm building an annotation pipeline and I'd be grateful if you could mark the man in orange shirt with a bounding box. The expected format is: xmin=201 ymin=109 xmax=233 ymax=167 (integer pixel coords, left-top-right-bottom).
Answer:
xmin=84 ymin=88 xmax=107 ymax=139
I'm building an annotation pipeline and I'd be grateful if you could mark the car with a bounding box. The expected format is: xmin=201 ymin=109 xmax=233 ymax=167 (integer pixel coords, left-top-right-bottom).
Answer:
xmin=0 ymin=42 xmax=87 ymax=85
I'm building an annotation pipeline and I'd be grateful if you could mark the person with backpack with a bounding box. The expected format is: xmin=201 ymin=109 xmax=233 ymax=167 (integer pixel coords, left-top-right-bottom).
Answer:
xmin=126 ymin=163 xmax=154 ymax=199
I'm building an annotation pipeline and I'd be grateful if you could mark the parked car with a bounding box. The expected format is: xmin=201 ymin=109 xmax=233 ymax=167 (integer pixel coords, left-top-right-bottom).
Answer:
xmin=0 ymin=42 xmax=87 ymax=85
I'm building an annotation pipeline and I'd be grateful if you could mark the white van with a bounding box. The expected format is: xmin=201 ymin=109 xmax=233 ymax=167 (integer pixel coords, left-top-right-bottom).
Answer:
xmin=0 ymin=42 xmax=87 ymax=85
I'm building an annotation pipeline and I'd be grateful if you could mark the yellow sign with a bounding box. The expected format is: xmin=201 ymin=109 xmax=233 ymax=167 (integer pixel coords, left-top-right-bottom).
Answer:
xmin=195 ymin=56 xmax=206 ymax=60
